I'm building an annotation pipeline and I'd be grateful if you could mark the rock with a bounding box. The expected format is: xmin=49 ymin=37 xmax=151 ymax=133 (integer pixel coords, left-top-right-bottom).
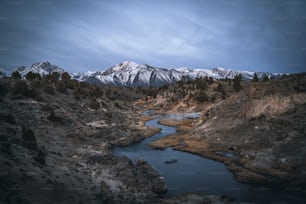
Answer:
xmin=228 ymin=145 xmax=238 ymax=151
xmin=164 ymin=193 xmax=236 ymax=204
xmin=115 ymin=133 xmax=144 ymax=146
xmin=34 ymin=147 xmax=47 ymax=165
xmin=151 ymin=176 xmax=168 ymax=194
xmin=87 ymin=154 xmax=115 ymax=165
xmin=164 ymin=159 xmax=177 ymax=164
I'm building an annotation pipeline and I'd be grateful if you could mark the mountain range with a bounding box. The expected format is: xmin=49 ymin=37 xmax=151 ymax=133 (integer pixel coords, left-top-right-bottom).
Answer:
xmin=5 ymin=61 xmax=282 ymax=87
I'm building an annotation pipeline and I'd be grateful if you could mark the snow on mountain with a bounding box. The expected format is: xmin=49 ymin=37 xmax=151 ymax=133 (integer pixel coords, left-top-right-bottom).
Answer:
xmin=15 ymin=61 xmax=65 ymax=77
xmin=0 ymin=68 xmax=9 ymax=78
xmin=103 ymin=61 xmax=139 ymax=75
xmin=74 ymin=61 xmax=282 ymax=87
xmin=211 ymin=67 xmax=254 ymax=80
xmin=77 ymin=62 xmax=182 ymax=86
xmin=72 ymin=70 xmax=105 ymax=82
xmin=5 ymin=60 xmax=282 ymax=87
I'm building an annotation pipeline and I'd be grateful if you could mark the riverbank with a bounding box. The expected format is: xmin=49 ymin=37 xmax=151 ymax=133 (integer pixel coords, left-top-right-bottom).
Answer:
xmin=113 ymin=115 xmax=161 ymax=146
xmin=113 ymin=114 xmax=242 ymax=203
xmin=150 ymin=115 xmax=306 ymax=185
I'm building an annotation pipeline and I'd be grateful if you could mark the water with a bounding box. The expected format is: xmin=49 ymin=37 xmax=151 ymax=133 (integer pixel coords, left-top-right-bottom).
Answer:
xmin=114 ymin=113 xmax=306 ymax=203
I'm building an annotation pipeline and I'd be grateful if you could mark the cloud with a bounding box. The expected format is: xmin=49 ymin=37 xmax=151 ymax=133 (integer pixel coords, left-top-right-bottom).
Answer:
xmin=0 ymin=0 xmax=305 ymax=73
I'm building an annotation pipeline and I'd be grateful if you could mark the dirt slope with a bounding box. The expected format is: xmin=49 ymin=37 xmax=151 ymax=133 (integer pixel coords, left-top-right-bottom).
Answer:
xmin=148 ymin=73 xmax=306 ymax=184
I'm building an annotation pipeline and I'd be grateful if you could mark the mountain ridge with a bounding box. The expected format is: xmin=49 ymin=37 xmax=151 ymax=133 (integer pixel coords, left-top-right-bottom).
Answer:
xmin=7 ymin=60 xmax=284 ymax=86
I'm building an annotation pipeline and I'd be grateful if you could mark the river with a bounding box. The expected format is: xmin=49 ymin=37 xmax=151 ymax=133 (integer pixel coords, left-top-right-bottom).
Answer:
xmin=113 ymin=112 xmax=306 ymax=203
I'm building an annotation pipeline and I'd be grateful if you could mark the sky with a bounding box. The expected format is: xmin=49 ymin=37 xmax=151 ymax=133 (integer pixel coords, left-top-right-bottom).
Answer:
xmin=0 ymin=0 xmax=305 ymax=73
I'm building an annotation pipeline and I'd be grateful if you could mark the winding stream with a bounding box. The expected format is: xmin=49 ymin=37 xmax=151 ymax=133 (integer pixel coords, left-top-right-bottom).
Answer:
xmin=113 ymin=112 xmax=306 ymax=203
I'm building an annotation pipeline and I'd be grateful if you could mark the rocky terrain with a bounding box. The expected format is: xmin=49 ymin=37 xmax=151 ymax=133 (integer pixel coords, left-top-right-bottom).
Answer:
xmin=0 ymin=74 xmax=237 ymax=203
xmin=0 ymin=75 xmax=169 ymax=204
xmin=142 ymin=73 xmax=306 ymax=187
xmin=2 ymin=69 xmax=305 ymax=203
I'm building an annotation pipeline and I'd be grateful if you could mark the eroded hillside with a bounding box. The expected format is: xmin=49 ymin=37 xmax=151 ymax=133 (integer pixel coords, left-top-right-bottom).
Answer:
xmin=0 ymin=74 xmax=172 ymax=203
xmin=144 ymin=74 xmax=306 ymax=185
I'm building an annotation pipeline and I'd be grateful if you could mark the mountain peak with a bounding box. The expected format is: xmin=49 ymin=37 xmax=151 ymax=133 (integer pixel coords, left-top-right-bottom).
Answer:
xmin=3 ymin=61 xmax=284 ymax=87
xmin=104 ymin=61 xmax=139 ymax=75
xmin=15 ymin=61 xmax=65 ymax=77
xmin=213 ymin=67 xmax=226 ymax=72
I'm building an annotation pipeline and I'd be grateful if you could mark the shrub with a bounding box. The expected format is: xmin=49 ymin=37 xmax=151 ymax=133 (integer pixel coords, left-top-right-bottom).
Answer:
xmin=73 ymin=85 xmax=81 ymax=99
xmin=0 ymin=134 xmax=11 ymax=154
xmin=5 ymin=114 xmax=16 ymax=125
xmin=0 ymin=113 xmax=16 ymax=125
xmin=44 ymin=72 xmax=60 ymax=84
xmin=233 ymin=75 xmax=242 ymax=92
xmin=262 ymin=74 xmax=269 ymax=82
xmin=11 ymin=80 xmax=28 ymax=96
xmin=40 ymin=104 xmax=53 ymax=112
xmin=210 ymin=95 xmax=217 ymax=102
xmin=22 ymin=127 xmax=37 ymax=150
xmin=253 ymin=73 xmax=259 ymax=82
xmin=11 ymin=71 xmax=21 ymax=79
xmin=89 ymin=99 xmax=100 ymax=110
xmin=115 ymin=102 xmax=120 ymax=108
xmin=34 ymin=147 xmax=46 ymax=165
xmin=208 ymin=77 xmax=214 ymax=85
xmin=27 ymin=87 xmax=40 ymax=99
xmin=61 ymin=72 xmax=71 ymax=82
xmin=47 ymin=111 xmax=64 ymax=124
xmin=11 ymin=80 xmax=41 ymax=99
xmin=228 ymin=79 xmax=232 ymax=85
xmin=70 ymin=79 xmax=79 ymax=88
xmin=30 ymin=78 xmax=41 ymax=88
xmin=216 ymin=83 xmax=225 ymax=94
xmin=216 ymin=83 xmax=226 ymax=99
xmin=0 ymin=82 xmax=8 ymax=96
xmin=55 ymin=80 xmax=67 ymax=93
xmin=26 ymin=72 xmax=41 ymax=80
xmin=44 ymin=85 xmax=55 ymax=95
xmin=195 ymin=91 xmax=209 ymax=103
xmin=62 ymin=72 xmax=75 ymax=90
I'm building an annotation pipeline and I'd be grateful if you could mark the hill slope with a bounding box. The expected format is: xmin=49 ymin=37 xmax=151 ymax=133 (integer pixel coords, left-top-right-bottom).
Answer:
xmin=143 ymin=73 xmax=306 ymax=184
xmin=0 ymin=76 xmax=170 ymax=203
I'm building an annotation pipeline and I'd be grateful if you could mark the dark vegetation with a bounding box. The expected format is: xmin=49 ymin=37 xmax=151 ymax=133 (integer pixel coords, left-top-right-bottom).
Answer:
xmin=2 ymin=71 xmax=143 ymax=102
xmin=0 ymin=71 xmax=152 ymax=203
xmin=142 ymin=72 xmax=303 ymax=114
xmin=148 ymin=76 xmax=240 ymax=108
xmin=22 ymin=126 xmax=37 ymax=150
xmin=0 ymin=71 xmax=145 ymax=161
xmin=47 ymin=110 xmax=64 ymax=124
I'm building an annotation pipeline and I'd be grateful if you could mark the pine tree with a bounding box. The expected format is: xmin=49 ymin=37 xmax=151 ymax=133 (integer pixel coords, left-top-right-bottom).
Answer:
xmin=233 ymin=75 xmax=241 ymax=92
xmin=61 ymin=72 xmax=71 ymax=82
xmin=262 ymin=74 xmax=269 ymax=82
xmin=55 ymin=80 xmax=67 ymax=93
xmin=11 ymin=71 xmax=21 ymax=79
xmin=26 ymin=72 xmax=41 ymax=80
xmin=253 ymin=73 xmax=259 ymax=82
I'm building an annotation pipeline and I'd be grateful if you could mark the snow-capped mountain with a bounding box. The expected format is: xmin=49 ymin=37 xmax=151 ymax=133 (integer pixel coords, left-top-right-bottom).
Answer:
xmin=210 ymin=67 xmax=276 ymax=81
xmin=3 ymin=60 xmax=283 ymax=86
xmin=75 ymin=61 xmax=186 ymax=86
xmin=15 ymin=61 xmax=65 ymax=77
xmin=75 ymin=61 xmax=281 ymax=86
xmin=0 ymin=68 xmax=8 ymax=78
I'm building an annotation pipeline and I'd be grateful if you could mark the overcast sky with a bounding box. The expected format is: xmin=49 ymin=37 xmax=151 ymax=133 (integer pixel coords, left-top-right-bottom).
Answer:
xmin=0 ymin=0 xmax=305 ymax=73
